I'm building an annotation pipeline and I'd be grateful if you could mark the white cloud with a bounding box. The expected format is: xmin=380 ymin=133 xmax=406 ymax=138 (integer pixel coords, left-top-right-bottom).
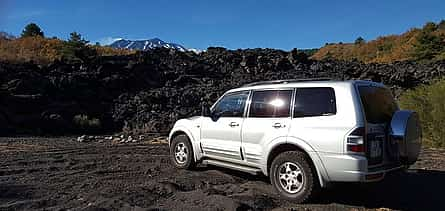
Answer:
xmin=96 ymin=37 xmax=123 ymax=46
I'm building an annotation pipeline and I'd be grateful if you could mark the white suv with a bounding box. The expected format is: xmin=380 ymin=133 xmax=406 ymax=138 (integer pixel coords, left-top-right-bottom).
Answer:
xmin=168 ymin=79 xmax=422 ymax=202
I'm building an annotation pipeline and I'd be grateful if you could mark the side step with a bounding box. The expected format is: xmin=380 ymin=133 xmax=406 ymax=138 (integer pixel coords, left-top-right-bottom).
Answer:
xmin=202 ymin=159 xmax=262 ymax=175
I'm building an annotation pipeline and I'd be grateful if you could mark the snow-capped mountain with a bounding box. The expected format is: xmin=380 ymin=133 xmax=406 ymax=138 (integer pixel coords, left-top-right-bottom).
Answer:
xmin=109 ymin=38 xmax=189 ymax=52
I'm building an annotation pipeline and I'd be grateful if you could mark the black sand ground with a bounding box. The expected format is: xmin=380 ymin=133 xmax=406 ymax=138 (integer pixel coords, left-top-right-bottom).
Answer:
xmin=0 ymin=137 xmax=444 ymax=211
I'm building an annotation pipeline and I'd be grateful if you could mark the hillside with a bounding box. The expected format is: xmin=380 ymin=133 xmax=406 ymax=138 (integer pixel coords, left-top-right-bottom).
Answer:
xmin=1 ymin=48 xmax=445 ymax=136
xmin=312 ymin=20 xmax=445 ymax=63
xmin=0 ymin=35 xmax=134 ymax=64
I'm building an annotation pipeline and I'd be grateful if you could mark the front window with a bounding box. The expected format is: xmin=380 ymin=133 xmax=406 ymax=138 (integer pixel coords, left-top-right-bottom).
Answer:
xmin=212 ymin=91 xmax=249 ymax=118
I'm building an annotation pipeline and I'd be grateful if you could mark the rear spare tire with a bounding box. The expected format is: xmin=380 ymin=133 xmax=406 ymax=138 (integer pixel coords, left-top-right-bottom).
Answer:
xmin=390 ymin=110 xmax=422 ymax=166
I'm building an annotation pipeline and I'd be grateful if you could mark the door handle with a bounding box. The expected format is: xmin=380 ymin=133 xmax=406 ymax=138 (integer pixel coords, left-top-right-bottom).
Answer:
xmin=272 ymin=123 xmax=285 ymax=128
xmin=229 ymin=122 xmax=239 ymax=127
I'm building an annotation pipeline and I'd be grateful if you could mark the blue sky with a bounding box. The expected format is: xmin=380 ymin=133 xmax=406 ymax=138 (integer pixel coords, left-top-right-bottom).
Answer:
xmin=0 ymin=0 xmax=444 ymax=50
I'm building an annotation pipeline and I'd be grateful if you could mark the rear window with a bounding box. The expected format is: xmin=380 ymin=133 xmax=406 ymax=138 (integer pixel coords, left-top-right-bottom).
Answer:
xmin=358 ymin=86 xmax=398 ymax=124
xmin=294 ymin=87 xmax=336 ymax=118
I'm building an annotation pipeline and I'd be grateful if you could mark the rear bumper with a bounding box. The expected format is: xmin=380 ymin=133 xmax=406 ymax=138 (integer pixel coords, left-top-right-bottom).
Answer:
xmin=319 ymin=153 xmax=403 ymax=182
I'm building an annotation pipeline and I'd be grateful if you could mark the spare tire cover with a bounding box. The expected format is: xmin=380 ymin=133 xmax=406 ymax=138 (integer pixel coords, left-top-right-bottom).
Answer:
xmin=390 ymin=110 xmax=422 ymax=165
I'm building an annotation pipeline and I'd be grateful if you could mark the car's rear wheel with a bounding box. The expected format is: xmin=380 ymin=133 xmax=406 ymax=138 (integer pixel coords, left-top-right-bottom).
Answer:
xmin=170 ymin=134 xmax=196 ymax=169
xmin=270 ymin=151 xmax=317 ymax=203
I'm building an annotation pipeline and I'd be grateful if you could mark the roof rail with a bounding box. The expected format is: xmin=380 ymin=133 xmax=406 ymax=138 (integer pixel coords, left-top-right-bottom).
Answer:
xmin=242 ymin=78 xmax=332 ymax=87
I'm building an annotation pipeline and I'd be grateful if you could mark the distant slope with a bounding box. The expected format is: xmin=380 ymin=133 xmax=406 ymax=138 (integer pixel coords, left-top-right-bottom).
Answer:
xmin=299 ymin=48 xmax=318 ymax=57
xmin=109 ymin=38 xmax=188 ymax=52
xmin=0 ymin=36 xmax=133 ymax=64
xmin=312 ymin=20 xmax=445 ymax=63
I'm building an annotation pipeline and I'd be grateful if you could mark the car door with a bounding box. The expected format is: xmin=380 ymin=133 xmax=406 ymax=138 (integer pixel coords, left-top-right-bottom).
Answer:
xmin=241 ymin=89 xmax=293 ymax=167
xmin=288 ymin=87 xmax=339 ymax=153
xmin=200 ymin=91 xmax=250 ymax=162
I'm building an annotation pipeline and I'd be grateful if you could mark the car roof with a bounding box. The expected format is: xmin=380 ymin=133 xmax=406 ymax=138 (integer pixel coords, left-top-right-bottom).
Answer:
xmin=227 ymin=80 xmax=385 ymax=93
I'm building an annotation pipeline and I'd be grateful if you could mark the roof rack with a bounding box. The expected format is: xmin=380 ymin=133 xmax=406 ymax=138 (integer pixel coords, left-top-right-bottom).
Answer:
xmin=242 ymin=78 xmax=332 ymax=87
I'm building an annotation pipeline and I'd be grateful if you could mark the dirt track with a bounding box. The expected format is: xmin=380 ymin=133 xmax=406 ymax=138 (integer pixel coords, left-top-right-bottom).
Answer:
xmin=0 ymin=137 xmax=444 ymax=211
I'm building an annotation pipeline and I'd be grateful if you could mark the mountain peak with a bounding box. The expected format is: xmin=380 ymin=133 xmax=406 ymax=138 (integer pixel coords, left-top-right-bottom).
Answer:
xmin=109 ymin=38 xmax=192 ymax=52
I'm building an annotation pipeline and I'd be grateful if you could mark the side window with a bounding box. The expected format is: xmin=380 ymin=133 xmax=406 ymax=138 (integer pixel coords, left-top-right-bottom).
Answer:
xmin=212 ymin=91 xmax=249 ymax=117
xmin=294 ymin=87 xmax=336 ymax=118
xmin=249 ymin=90 xmax=293 ymax=118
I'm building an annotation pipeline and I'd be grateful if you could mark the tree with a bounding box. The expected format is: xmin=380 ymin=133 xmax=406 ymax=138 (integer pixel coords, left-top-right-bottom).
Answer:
xmin=422 ymin=22 xmax=437 ymax=32
xmin=413 ymin=29 xmax=445 ymax=61
xmin=60 ymin=32 xmax=96 ymax=63
xmin=21 ymin=23 xmax=44 ymax=37
xmin=438 ymin=20 xmax=445 ymax=31
xmin=354 ymin=36 xmax=365 ymax=45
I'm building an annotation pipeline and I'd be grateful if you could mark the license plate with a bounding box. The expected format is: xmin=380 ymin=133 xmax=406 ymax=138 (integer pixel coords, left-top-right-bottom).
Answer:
xmin=370 ymin=140 xmax=382 ymax=158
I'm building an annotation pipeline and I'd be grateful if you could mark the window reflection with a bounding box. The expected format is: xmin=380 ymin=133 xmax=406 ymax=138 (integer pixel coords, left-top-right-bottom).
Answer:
xmin=213 ymin=91 xmax=249 ymax=117
xmin=249 ymin=90 xmax=292 ymax=118
xmin=269 ymin=98 xmax=285 ymax=107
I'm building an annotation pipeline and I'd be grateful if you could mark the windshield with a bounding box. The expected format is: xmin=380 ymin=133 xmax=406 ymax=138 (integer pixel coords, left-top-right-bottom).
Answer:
xmin=358 ymin=85 xmax=399 ymax=124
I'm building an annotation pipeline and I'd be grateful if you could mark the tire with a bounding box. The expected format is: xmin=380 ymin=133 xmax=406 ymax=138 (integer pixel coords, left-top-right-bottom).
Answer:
xmin=270 ymin=151 xmax=317 ymax=203
xmin=170 ymin=134 xmax=196 ymax=169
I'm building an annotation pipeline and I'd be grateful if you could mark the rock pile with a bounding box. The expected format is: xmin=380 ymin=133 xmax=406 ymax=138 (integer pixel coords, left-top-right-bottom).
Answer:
xmin=75 ymin=134 xmax=167 ymax=144
xmin=1 ymin=48 xmax=444 ymax=135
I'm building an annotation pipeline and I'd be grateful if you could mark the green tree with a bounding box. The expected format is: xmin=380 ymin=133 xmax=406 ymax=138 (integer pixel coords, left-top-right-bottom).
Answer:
xmin=412 ymin=24 xmax=445 ymax=61
xmin=438 ymin=20 xmax=445 ymax=31
xmin=21 ymin=23 xmax=44 ymax=37
xmin=423 ymin=22 xmax=438 ymax=32
xmin=61 ymin=32 xmax=96 ymax=63
xmin=354 ymin=36 xmax=365 ymax=45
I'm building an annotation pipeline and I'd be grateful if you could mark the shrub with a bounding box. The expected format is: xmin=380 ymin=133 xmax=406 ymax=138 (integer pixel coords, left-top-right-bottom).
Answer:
xmin=73 ymin=114 xmax=101 ymax=131
xmin=399 ymin=79 xmax=445 ymax=148
xmin=0 ymin=32 xmax=134 ymax=64
xmin=0 ymin=36 xmax=64 ymax=63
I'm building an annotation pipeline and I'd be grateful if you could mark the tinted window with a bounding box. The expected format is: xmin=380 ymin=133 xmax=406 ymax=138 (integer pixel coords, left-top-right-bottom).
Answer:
xmin=358 ymin=86 xmax=398 ymax=124
xmin=294 ymin=88 xmax=336 ymax=117
xmin=249 ymin=90 xmax=293 ymax=118
xmin=213 ymin=91 xmax=249 ymax=117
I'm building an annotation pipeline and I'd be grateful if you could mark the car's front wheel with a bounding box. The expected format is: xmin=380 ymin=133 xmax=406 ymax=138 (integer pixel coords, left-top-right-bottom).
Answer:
xmin=270 ymin=151 xmax=317 ymax=203
xmin=170 ymin=134 xmax=196 ymax=169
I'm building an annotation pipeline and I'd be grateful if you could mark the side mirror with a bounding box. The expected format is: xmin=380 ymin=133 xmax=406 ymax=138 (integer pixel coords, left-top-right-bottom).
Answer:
xmin=201 ymin=105 xmax=211 ymax=117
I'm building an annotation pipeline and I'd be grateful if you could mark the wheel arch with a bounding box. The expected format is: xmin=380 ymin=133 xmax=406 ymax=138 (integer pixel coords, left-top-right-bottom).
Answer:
xmin=168 ymin=127 xmax=200 ymax=161
xmin=266 ymin=141 xmax=328 ymax=187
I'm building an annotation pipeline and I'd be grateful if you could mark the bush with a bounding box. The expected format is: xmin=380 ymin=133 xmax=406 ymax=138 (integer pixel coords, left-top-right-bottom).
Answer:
xmin=0 ymin=36 xmax=64 ymax=63
xmin=73 ymin=114 xmax=101 ymax=131
xmin=399 ymin=79 xmax=445 ymax=148
xmin=0 ymin=34 xmax=135 ymax=64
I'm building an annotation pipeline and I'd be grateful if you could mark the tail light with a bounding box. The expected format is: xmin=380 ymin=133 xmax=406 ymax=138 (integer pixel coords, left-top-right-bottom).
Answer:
xmin=347 ymin=127 xmax=366 ymax=154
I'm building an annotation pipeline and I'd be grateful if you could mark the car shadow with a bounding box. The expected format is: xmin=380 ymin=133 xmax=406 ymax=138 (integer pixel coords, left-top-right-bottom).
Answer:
xmin=317 ymin=169 xmax=445 ymax=211
xmin=198 ymin=166 xmax=445 ymax=210
xmin=195 ymin=165 xmax=270 ymax=182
